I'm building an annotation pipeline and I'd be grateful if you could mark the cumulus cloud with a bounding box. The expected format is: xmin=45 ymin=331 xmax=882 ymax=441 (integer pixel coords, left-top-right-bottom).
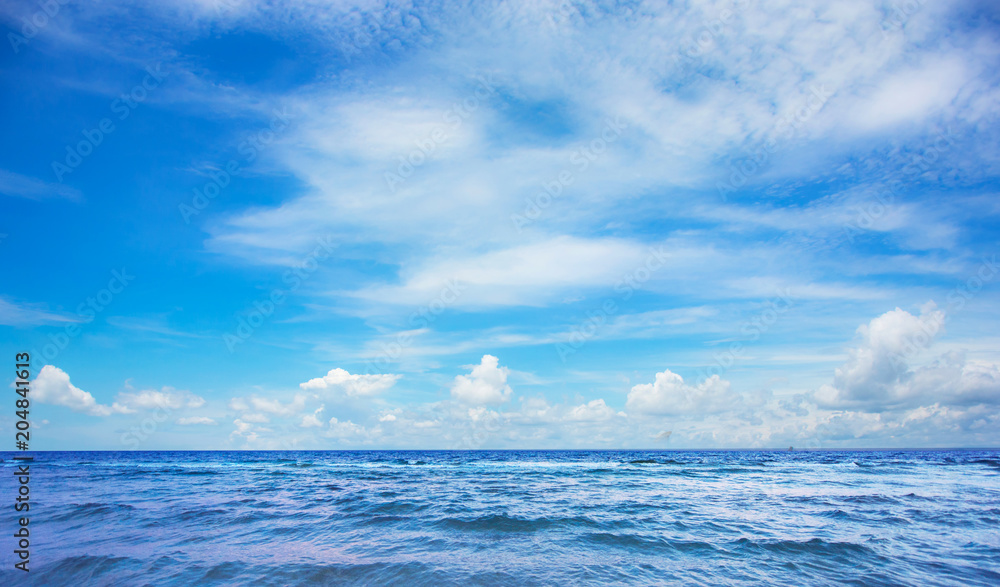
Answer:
xmin=31 ymin=366 xmax=210 ymax=419
xmin=300 ymin=405 xmax=325 ymax=428
xmin=230 ymin=418 xmax=261 ymax=442
xmin=451 ymin=355 xmax=513 ymax=405
xmin=565 ymin=399 xmax=623 ymax=422
xmin=299 ymin=368 xmax=400 ymax=396
xmin=815 ymin=302 xmax=943 ymax=409
xmin=626 ymin=369 xmax=738 ymax=416
xmin=815 ymin=302 xmax=1000 ymax=411
xmin=32 ymin=365 xmax=130 ymax=416
xmin=325 ymin=417 xmax=377 ymax=441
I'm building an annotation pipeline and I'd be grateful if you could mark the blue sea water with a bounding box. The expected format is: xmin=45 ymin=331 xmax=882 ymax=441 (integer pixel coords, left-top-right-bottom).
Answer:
xmin=0 ymin=450 xmax=998 ymax=586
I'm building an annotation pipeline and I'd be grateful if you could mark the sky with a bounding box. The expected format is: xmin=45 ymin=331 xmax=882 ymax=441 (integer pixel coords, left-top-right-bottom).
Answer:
xmin=1 ymin=0 xmax=999 ymax=450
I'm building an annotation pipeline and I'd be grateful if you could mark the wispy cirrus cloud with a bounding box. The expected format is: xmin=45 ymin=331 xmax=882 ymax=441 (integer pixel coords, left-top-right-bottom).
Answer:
xmin=0 ymin=169 xmax=82 ymax=201
xmin=0 ymin=297 xmax=78 ymax=327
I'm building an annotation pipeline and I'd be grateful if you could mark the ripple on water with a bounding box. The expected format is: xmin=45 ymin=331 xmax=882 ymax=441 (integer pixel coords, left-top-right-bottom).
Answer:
xmin=2 ymin=449 xmax=997 ymax=586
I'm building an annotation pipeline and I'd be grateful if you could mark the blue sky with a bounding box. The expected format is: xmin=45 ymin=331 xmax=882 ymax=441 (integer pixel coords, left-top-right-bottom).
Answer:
xmin=1 ymin=0 xmax=999 ymax=450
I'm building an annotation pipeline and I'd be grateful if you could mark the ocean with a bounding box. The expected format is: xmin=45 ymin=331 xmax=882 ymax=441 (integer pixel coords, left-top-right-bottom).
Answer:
xmin=1 ymin=450 xmax=998 ymax=585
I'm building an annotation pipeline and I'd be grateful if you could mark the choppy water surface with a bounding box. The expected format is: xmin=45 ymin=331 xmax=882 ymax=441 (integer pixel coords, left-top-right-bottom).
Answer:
xmin=1 ymin=450 xmax=998 ymax=585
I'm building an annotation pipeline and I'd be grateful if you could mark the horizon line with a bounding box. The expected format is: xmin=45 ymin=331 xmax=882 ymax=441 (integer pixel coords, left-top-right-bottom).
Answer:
xmin=3 ymin=447 xmax=998 ymax=453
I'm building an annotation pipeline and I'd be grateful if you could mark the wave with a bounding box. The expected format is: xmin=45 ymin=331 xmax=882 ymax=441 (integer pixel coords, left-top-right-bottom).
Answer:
xmin=6 ymin=449 xmax=998 ymax=586
xmin=729 ymin=537 xmax=882 ymax=560
xmin=579 ymin=532 xmax=720 ymax=553
xmin=0 ymin=557 xmax=454 ymax=587
xmin=51 ymin=503 xmax=135 ymax=522
xmin=434 ymin=513 xmax=602 ymax=532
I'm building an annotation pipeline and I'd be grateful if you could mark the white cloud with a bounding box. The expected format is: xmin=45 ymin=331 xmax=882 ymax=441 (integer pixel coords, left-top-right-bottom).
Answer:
xmin=451 ymin=355 xmax=513 ymax=405
xmin=230 ymin=418 xmax=260 ymax=442
xmin=467 ymin=406 xmax=498 ymax=422
xmin=228 ymin=397 xmax=249 ymax=411
xmin=299 ymin=367 xmax=400 ymax=396
xmin=179 ymin=0 xmax=996 ymax=342
xmin=626 ymin=369 xmax=738 ymax=416
xmin=815 ymin=302 xmax=1000 ymax=411
xmin=300 ymin=405 xmax=325 ymax=428
xmin=0 ymin=298 xmax=77 ymax=327
xmin=565 ymin=399 xmax=622 ymax=422
xmin=31 ymin=367 xmax=209 ymax=417
xmin=846 ymin=57 xmax=967 ymax=132
xmin=177 ymin=416 xmax=216 ymax=425
xmin=351 ymin=237 xmax=654 ymax=308
xmin=0 ymin=169 xmax=82 ymax=201
xmin=815 ymin=302 xmax=944 ymax=409
xmin=300 ymin=98 xmax=478 ymax=160
xmin=325 ymin=417 xmax=377 ymax=441
xmin=31 ymin=365 xmax=130 ymax=416
xmin=117 ymin=387 xmax=206 ymax=410
xmin=230 ymin=394 xmax=309 ymax=416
